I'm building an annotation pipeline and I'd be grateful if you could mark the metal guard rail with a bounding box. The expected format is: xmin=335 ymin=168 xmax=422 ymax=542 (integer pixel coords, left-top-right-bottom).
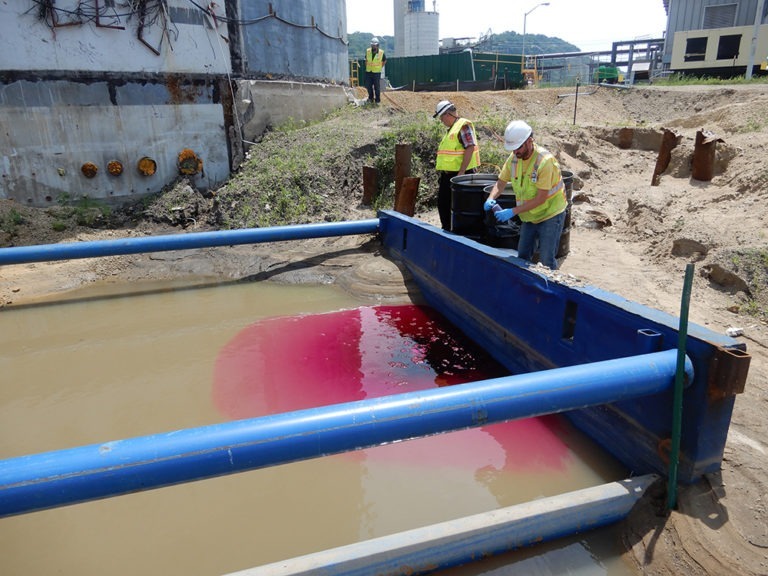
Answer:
xmin=0 ymin=349 xmax=692 ymax=518
xmin=0 ymin=219 xmax=381 ymax=265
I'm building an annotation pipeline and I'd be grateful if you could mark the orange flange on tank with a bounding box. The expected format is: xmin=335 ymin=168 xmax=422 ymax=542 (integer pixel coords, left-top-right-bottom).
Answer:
xmin=178 ymin=149 xmax=203 ymax=176
xmin=81 ymin=162 xmax=98 ymax=178
xmin=107 ymin=160 xmax=123 ymax=176
xmin=137 ymin=157 xmax=157 ymax=176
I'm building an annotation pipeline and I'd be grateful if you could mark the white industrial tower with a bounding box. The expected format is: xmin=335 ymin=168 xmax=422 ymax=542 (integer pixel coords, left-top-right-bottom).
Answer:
xmin=393 ymin=0 xmax=439 ymax=57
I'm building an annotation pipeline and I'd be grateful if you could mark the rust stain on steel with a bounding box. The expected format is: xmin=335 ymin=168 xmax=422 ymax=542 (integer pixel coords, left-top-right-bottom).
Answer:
xmin=81 ymin=162 xmax=98 ymax=178
xmin=107 ymin=160 xmax=123 ymax=176
xmin=178 ymin=149 xmax=203 ymax=176
xmin=165 ymin=75 xmax=206 ymax=104
xmin=618 ymin=127 xmax=634 ymax=149
xmin=362 ymin=165 xmax=379 ymax=206
xmin=707 ymin=346 xmax=751 ymax=402
xmin=137 ymin=157 xmax=157 ymax=176
xmin=651 ymin=128 xmax=682 ymax=186
xmin=691 ymin=129 xmax=724 ymax=182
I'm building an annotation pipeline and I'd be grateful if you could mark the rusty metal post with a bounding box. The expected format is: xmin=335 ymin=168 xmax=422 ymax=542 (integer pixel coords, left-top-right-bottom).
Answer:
xmin=651 ymin=129 xmax=681 ymax=186
xmin=691 ymin=129 xmax=723 ymax=182
xmin=362 ymin=165 xmax=379 ymax=206
xmin=572 ymin=82 xmax=580 ymax=125
xmin=394 ymin=144 xmax=412 ymax=208
xmin=618 ymin=127 xmax=634 ymax=149
xmin=394 ymin=177 xmax=420 ymax=216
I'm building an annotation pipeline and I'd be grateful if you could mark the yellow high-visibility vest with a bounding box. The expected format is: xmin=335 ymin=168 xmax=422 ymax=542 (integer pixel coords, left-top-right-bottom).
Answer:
xmin=505 ymin=145 xmax=566 ymax=223
xmin=435 ymin=118 xmax=480 ymax=172
xmin=366 ymin=48 xmax=385 ymax=73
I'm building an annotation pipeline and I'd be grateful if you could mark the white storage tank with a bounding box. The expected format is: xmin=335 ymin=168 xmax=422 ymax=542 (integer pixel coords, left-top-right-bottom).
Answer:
xmin=404 ymin=10 xmax=440 ymax=56
xmin=394 ymin=0 xmax=406 ymax=57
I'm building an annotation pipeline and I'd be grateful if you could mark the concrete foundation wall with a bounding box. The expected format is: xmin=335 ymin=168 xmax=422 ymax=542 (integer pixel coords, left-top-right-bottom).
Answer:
xmin=236 ymin=80 xmax=350 ymax=142
xmin=0 ymin=77 xmax=349 ymax=207
xmin=1 ymin=101 xmax=228 ymax=206
xmin=0 ymin=2 xmax=351 ymax=207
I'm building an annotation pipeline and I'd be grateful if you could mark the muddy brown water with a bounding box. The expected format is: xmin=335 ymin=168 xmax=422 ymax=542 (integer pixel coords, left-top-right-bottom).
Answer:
xmin=0 ymin=279 xmax=638 ymax=575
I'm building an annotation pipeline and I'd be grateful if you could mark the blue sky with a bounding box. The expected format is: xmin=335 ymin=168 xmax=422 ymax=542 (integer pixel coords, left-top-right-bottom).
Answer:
xmin=346 ymin=0 xmax=669 ymax=52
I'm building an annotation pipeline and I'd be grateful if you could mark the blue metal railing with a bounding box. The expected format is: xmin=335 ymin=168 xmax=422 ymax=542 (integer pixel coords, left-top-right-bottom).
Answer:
xmin=0 ymin=349 xmax=691 ymax=519
xmin=0 ymin=219 xmax=380 ymax=265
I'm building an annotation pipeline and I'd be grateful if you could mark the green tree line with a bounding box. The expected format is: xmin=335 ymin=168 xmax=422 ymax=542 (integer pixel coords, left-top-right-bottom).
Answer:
xmin=347 ymin=31 xmax=579 ymax=60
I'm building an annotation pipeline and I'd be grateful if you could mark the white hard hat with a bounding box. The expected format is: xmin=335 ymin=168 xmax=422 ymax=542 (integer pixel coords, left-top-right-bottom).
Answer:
xmin=371 ymin=37 xmax=379 ymax=44
xmin=433 ymin=99 xmax=455 ymax=118
xmin=504 ymin=120 xmax=533 ymax=151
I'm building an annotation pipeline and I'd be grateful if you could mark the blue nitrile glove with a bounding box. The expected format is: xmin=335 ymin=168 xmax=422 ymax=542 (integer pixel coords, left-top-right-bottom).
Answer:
xmin=495 ymin=208 xmax=515 ymax=223
xmin=483 ymin=198 xmax=497 ymax=211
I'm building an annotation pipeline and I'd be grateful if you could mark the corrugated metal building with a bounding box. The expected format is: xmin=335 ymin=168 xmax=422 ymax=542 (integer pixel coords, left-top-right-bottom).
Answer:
xmin=663 ymin=0 xmax=768 ymax=74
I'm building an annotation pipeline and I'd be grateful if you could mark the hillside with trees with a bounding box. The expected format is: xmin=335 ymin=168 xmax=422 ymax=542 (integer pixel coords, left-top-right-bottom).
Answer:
xmin=347 ymin=31 xmax=579 ymax=60
xmin=477 ymin=30 xmax=580 ymax=55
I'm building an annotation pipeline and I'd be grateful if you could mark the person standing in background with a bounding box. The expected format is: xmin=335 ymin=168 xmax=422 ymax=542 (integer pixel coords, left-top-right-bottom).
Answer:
xmin=434 ymin=100 xmax=480 ymax=231
xmin=365 ymin=38 xmax=386 ymax=104
xmin=484 ymin=120 xmax=566 ymax=269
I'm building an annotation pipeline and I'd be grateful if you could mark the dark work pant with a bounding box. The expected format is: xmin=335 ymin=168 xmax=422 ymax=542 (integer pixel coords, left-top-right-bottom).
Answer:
xmin=366 ymin=72 xmax=381 ymax=103
xmin=438 ymin=171 xmax=456 ymax=231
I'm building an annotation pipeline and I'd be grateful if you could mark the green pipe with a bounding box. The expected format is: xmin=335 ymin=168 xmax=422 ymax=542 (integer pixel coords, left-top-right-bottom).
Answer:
xmin=667 ymin=263 xmax=695 ymax=510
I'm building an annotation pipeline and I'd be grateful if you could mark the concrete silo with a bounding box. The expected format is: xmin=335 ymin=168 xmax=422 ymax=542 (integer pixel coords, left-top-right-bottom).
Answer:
xmin=395 ymin=0 xmax=440 ymax=57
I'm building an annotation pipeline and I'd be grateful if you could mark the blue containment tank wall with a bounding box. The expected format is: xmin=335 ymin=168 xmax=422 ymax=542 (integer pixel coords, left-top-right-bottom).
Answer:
xmin=238 ymin=0 xmax=349 ymax=83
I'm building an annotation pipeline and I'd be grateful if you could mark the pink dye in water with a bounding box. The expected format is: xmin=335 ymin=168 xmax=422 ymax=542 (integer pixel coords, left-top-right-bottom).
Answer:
xmin=213 ymin=305 xmax=571 ymax=472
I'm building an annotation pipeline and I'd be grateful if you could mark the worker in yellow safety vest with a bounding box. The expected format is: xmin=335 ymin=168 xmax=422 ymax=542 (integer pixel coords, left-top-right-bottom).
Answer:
xmin=484 ymin=120 xmax=566 ymax=269
xmin=434 ymin=99 xmax=480 ymax=231
xmin=365 ymin=38 xmax=386 ymax=104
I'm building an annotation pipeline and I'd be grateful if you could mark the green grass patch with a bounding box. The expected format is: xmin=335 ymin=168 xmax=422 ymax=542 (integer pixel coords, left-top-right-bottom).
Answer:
xmin=727 ymin=247 xmax=768 ymax=321
xmin=0 ymin=207 xmax=25 ymax=238
xmin=652 ymin=73 xmax=768 ymax=86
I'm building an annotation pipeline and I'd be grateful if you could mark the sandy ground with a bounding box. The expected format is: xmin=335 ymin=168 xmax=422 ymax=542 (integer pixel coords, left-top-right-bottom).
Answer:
xmin=2 ymin=84 xmax=768 ymax=575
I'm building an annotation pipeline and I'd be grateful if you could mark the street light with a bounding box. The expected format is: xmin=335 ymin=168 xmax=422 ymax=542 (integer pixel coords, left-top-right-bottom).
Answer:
xmin=522 ymin=2 xmax=550 ymax=83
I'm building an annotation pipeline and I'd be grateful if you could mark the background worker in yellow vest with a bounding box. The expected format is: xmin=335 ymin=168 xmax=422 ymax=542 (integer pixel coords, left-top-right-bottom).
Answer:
xmin=365 ymin=38 xmax=386 ymax=104
xmin=433 ymin=100 xmax=480 ymax=231
xmin=484 ymin=120 xmax=566 ymax=269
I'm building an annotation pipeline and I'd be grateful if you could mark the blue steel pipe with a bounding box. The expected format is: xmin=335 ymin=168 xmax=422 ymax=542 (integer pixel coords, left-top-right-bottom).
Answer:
xmin=0 ymin=350 xmax=692 ymax=518
xmin=0 ymin=219 xmax=380 ymax=265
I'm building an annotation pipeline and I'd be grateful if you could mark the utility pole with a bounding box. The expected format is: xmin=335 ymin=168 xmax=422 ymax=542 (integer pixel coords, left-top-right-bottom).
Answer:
xmin=522 ymin=2 xmax=550 ymax=83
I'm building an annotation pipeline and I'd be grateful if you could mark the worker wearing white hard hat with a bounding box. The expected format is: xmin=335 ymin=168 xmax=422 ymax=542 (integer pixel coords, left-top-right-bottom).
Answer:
xmin=484 ymin=120 xmax=567 ymax=269
xmin=365 ymin=37 xmax=386 ymax=104
xmin=434 ymin=100 xmax=480 ymax=230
